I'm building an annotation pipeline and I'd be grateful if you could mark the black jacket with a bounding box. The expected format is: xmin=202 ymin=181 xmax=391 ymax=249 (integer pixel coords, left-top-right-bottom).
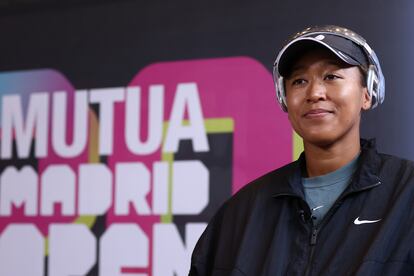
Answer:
xmin=190 ymin=140 xmax=414 ymax=275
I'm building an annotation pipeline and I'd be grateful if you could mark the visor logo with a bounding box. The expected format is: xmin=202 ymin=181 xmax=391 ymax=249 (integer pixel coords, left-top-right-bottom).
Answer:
xmin=315 ymin=34 xmax=325 ymax=40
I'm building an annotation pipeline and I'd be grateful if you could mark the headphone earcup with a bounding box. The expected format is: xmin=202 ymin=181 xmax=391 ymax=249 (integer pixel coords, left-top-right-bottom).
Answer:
xmin=366 ymin=65 xmax=379 ymax=109
xmin=278 ymin=77 xmax=288 ymax=112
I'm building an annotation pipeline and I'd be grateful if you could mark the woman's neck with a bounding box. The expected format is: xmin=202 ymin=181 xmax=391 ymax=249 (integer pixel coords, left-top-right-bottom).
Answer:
xmin=304 ymin=137 xmax=361 ymax=177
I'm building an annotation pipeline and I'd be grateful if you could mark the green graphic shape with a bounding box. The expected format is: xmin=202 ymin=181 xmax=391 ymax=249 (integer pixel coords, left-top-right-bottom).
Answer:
xmin=161 ymin=118 xmax=234 ymax=223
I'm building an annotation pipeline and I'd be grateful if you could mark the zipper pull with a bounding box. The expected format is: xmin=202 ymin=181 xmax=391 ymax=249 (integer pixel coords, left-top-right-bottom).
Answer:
xmin=310 ymin=228 xmax=318 ymax=245
xmin=299 ymin=210 xmax=306 ymax=223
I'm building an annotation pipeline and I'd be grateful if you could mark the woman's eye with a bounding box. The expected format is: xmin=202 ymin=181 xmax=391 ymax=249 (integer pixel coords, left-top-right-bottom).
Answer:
xmin=291 ymin=79 xmax=306 ymax=85
xmin=324 ymin=74 xmax=340 ymax=81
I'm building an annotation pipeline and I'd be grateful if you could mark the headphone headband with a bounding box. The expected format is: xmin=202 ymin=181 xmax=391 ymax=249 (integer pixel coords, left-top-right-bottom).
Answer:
xmin=273 ymin=25 xmax=385 ymax=111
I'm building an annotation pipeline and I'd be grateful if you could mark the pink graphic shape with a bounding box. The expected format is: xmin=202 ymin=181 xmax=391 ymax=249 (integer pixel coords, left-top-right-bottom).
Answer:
xmin=106 ymin=57 xmax=292 ymax=275
xmin=127 ymin=57 xmax=292 ymax=193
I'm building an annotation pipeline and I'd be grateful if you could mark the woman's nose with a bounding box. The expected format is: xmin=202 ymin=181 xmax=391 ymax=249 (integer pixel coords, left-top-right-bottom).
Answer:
xmin=306 ymin=80 xmax=327 ymax=102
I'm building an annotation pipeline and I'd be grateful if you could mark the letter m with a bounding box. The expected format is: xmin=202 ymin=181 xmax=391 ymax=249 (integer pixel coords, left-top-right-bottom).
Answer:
xmin=1 ymin=93 xmax=49 ymax=159
xmin=0 ymin=166 xmax=38 ymax=216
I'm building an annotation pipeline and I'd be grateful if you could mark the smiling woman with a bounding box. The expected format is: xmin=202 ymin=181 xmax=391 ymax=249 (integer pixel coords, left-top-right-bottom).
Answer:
xmin=190 ymin=25 xmax=414 ymax=276
xmin=284 ymin=47 xmax=371 ymax=176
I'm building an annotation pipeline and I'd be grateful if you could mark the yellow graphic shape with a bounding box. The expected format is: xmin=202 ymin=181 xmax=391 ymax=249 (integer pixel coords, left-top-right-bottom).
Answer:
xmin=161 ymin=118 xmax=234 ymax=223
xmin=293 ymin=130 xmax=303 ymax=161
xmin=88 ymin=108 xmax=101 ymax=163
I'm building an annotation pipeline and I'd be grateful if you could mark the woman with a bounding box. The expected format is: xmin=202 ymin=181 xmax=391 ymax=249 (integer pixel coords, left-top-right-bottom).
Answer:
xmin=190 ymin=26 xmax=414 ymax=276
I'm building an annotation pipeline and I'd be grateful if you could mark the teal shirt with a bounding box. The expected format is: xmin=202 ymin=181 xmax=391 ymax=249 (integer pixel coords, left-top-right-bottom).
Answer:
xmin=302 ymin=154 xmax=359 ymax=225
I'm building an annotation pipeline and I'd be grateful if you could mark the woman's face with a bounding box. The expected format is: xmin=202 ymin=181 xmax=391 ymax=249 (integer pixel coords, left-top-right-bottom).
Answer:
xmin=285 ymin=48 xmax=371 ymax=148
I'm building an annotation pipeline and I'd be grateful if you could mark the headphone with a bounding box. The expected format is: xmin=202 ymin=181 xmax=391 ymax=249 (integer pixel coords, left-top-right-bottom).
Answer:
xmin=273 ymin=25 xmax=385 ymax=112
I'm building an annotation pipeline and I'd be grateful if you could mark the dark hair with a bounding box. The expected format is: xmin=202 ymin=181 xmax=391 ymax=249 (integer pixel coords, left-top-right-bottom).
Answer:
xmin=358 ymin=66 xmax=367 ymax=87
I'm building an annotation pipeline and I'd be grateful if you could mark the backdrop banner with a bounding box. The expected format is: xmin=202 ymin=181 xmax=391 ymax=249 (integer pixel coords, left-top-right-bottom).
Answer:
xmin=0 ymin=58 xmax=291 ymax=275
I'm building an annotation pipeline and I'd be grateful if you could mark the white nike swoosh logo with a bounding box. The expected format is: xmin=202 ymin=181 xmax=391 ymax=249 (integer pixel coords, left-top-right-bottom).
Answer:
xmin=353 ymin=217 xmax=382 ymax=225
xmin=312 ymin=205 xmax=324 ymax=211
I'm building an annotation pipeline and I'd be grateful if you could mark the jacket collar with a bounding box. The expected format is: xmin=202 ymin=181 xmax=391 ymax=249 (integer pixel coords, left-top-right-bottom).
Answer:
xmin=344 ymin=139 xmax=382 ymax=194
xmin=272 ymin=139 xmax=382 ymax=198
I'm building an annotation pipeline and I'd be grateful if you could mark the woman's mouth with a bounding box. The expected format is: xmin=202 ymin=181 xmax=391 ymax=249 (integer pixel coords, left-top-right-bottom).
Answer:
xmin=303 ymin=109 xmax=333 ymax=118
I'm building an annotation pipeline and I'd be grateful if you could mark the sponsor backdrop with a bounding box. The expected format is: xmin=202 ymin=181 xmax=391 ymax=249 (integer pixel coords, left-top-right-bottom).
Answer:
xmin=0 ymin=1 xmax=412 ymax=275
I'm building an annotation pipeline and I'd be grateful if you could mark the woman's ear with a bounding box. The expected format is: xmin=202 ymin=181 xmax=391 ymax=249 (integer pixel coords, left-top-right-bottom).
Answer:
xmin=362 ymin=88 xmax=372 ymax=110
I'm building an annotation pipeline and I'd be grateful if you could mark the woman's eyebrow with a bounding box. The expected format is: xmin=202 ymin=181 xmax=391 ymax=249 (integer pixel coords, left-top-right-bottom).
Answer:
xmin=287 ymin=66 xmax=306 ymax=79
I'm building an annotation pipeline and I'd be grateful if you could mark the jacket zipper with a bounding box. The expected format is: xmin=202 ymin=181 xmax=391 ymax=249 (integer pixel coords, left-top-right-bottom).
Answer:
xmin=304 ymin=226 xmax=318 ymax=276
xmin=303 ymin=201 xmax=341 ymax=276
xmin=302 ymin=180 xmax=382 ymax=275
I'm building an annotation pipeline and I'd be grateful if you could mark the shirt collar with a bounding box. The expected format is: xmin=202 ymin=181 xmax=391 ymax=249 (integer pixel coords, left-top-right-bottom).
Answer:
xmin=271 ymin=139 xmax=382 ymax=198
